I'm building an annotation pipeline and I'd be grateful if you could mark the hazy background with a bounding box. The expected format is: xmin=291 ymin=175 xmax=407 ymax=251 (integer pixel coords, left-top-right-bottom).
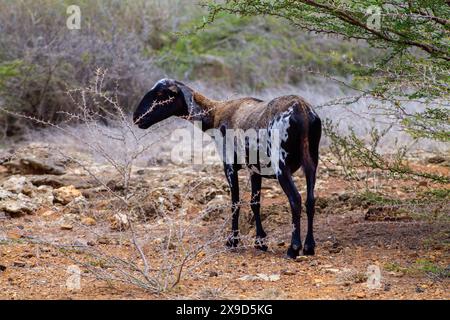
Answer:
xmin=0 ymin=0 xmax=446 ymax=160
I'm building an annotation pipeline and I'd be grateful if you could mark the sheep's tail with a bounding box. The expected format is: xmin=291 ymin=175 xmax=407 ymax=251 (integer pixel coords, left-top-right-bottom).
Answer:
xmin=307 ymin=112 xmax=321 ymax=169
xmin=295 ymin=107 xmax=320 ymax=173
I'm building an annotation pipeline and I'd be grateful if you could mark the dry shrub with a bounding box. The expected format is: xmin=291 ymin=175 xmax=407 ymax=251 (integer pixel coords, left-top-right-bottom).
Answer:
xmin=0 ymin=0 xmax=194 ymax=134
xmin=3 ymin=68 xmax=235 ymax=293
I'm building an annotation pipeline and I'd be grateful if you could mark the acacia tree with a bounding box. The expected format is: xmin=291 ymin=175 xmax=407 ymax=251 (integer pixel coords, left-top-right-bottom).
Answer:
xmin=202 ymin=0 xmax=449 ymax=181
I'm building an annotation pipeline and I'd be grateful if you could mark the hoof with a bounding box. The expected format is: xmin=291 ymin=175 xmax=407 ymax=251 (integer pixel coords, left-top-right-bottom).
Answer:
xmin=286 ymin=245 xmax=301 ymax=259
xmin=254 ymin=238 xmax=268 ymax=252
xmin=303 ymin=239 xmax=316 ymax=256
xmin=303 ymin=245 xmax=315 ymax=256
xmin=226 ymin=236 xmax=239 ymax=248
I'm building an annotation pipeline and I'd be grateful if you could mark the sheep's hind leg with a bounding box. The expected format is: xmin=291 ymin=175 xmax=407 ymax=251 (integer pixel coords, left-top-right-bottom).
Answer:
xmin=250 ymin=173 xmax=267 ymax=251
xmin=303 ymin=165 xmax=317 ymax=255
xmin=277 ymin=170 xmax=302 ymax=258
xmin=303 ymin=116 xmax=321 ymax=256
xmin=224 ymin=163 xmax=240 ymax=248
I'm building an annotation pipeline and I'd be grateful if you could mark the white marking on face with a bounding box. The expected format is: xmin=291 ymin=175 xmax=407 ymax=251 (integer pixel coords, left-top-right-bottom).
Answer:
xmin=268 ymin=107 xmax=294 ymax=176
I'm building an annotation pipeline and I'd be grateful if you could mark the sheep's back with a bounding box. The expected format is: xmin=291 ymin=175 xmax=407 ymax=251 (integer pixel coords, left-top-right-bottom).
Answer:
xmin=224 ymin=95 xmax=313 ymax=130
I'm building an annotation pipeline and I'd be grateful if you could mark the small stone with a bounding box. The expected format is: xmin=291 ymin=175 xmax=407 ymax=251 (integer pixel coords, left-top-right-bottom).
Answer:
xmin=73 ymin=239 xmax=88 ymax=246
xmin=355 ymin=292 xmax=366 ymax=299
xmin=238 ymin=275 xmax=256 ymax=281
xmin=0 ymin=264 xmax=6 ymax=272
xmin=81 ymin=217 xmax=96 ymax=226
xmin=325 ymin=268 xmax=340 ymax=274
xmin=42 ymin=210 xmax=56 ymax=217
xmin=330 ymin=246 xmax=343 ymax=254
xmin=98 ymin=236 xmax=110 ymax=244
xmin=110 ymin=213 xmax=129 ymax=230
xmin=316 ymin=197 xmax=329 ymax=209
xmin=427 ymin=156 xmax=446 ymax=164
xmin=277 ymin=241 xmax=286 ymax=247
xmin=323 ymin=240 xmax=343 ymax=254
xmin=281 ymin=269 xmax=296 ymax=276
xmin=384 ymin=283 xmax=391 ymax=291
xmin=60 ymin=224 xmax=73 ymax=230
xmin=7 ymin=230 xmax=23 ymax=240
xmin=202 ymin=195 xmax=228 ymax=221
xmin=258 ymin=274 xmax=281 ymax=281
xmin=338 ymin=192 xmax=351 ymax=202
xmin=418 ymin=181 xmax=428 ymax=187
xmin=295 ymin=256 xmax=309 ymax=262
xmin=314 ymin=278 xmax=323 ymax=284
xmin=238 ymin=274 xmax=280 ymax=282
xmin=209 ymin=271 xmax=218 ymax=277
xmin=415 ymin=286 xmax=425 ymax=293
xmin=53 ymin=185 xmax=82 ymax=205
xmin=13 ymin=261 xmax=26 ymax=267
xmin=309 ymin=260 xmax=319 ymax=267
xmin=266 ymin=274 xmax=281 ymax=281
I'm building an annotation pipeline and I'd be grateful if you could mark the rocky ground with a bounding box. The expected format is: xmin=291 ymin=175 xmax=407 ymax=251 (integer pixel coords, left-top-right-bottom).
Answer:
xmin=0 ymin=143 xmax=448 ymax=299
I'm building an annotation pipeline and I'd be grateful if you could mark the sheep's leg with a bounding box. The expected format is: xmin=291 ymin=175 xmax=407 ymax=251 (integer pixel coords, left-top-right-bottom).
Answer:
xmin=303 ymin=165 xmax=317 ymax=255
xmin=277 ymin=170 xmax=302 ymax=258
xmin=303 ymin=116 xmax=321 ymax=255
xmin=250 ymin=173 xmax=267 ymax=251
xmin=224 ymin=163 xmax=240 ymax=248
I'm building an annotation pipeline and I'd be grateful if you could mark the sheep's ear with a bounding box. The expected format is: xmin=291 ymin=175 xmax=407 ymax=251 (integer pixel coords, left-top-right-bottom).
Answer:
xmin=177 ymin=83 xmax=202 ymax=119
xmin=168 ymin=85 xmax=178 ymax=93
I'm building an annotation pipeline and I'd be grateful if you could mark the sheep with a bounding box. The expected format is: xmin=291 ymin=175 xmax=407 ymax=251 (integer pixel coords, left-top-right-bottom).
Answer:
xmin=133 ymin=79 xmax=321 ymax=258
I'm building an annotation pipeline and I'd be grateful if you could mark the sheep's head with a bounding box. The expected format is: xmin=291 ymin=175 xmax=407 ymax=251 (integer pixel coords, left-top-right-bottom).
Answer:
xmin=133 ymin=79 xmax=196 ymax=129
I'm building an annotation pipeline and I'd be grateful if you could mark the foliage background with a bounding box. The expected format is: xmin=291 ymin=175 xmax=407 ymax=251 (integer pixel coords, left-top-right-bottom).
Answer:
xmin=0 ymin=0 xmax=448 ymax=162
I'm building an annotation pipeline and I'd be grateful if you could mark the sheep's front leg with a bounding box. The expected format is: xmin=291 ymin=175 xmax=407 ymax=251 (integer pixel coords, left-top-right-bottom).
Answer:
xmin=250 ymin=173 xmax=267 ymax=251
xmin=224 ymin=163 xmax=240 ymax=247
xmin=277 ymin=170 xmax=302 ymax=258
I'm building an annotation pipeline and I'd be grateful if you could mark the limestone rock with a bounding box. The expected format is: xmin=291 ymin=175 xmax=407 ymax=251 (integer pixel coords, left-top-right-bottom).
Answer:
xmin=110 ymin=213 xmax=129 ymax=230
xmin=5 ymin=156 xmax=66 ymax=175
xmin=0 ymin=187 xmax=14 ymax=200
xmin=81 ymin=217 xmax=96 ymax=226
xmin=34 ymin=185 xmax=54 ymax=206
xmin=427 ymin=156 xmax=446 ymax=164
xmin=202 ymin=195 xmax=228 ymax=221
xmin=60 ymin=223 xmax=74 ymax=230
xmin=65 ymin=195 xmax=89 ymax=214
xmin=238 ymin=274 xmax=281 ymax=282
xmin=53 ymin=185 xmax=82 ymax=205
xmin=1 ymin=176 xmax=33 ymax=194
xmin=0 ymin=193 xmax=38 ymax=215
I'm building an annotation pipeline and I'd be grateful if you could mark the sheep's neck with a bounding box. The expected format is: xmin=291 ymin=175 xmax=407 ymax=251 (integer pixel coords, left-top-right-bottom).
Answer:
xmin=192 ymin=91 xmax=220 ymax=131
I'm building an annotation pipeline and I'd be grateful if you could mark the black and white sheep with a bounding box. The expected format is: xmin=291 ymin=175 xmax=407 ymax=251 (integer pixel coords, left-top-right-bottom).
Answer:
xmin=133 ymin=79 xmax=321 ymax=258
